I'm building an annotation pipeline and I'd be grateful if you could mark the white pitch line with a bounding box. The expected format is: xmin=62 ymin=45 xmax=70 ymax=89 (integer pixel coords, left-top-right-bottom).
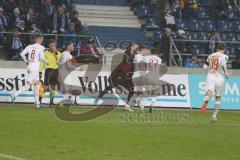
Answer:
xmin=0 ymin=153 xmax=26 ymax=160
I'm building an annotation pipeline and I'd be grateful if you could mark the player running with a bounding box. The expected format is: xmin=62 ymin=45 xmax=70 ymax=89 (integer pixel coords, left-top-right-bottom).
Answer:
xmin=11 ymin=33 xmax=48 ymax=108
xmin=58 ymin=42 xmax=75 ymax=103
xmin=201 ymin=43 xmax=229 ymax=123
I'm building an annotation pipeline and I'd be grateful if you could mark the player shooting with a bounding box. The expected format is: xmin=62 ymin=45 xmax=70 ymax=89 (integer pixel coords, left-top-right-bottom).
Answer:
xmin=94 ymin=43 xmax=139 ymax=111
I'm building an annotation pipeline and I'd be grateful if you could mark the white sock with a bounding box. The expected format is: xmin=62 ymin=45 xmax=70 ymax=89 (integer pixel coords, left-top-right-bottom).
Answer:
xmin=204 ymin=96 xmax=210 ymax=102
xmin=34 ymin=84 xmax=40 ymax=106
xmin=14 ymin=85 xmax=31 ymax=97
xmin=212 ymin=101 xmax=221 ymax=118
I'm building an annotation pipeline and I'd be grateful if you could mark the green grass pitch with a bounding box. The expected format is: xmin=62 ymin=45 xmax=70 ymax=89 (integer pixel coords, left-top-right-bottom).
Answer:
xmin=0 ymin=104 xmax=240 ymax=160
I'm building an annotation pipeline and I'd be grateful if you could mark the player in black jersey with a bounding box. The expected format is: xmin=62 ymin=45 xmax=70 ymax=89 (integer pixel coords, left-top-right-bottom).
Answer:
xmin=94 ymin=43 xmax=139 ymax=111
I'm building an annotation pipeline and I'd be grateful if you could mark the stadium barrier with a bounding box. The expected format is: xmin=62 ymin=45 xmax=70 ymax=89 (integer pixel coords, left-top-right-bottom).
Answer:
xmin=0 ymin=68 xmax=240 ymax=110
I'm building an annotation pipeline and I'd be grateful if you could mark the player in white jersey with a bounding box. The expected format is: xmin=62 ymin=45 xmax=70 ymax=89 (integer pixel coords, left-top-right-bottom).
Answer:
xmin=201 ymin=43 xmax=229 ymax=123
xmin=11 ymin=34 xmax=48 ymax=108
xmin=131 ymin=47 xmax=148 ymax=110
xmin=132 ymin=48 xmax=162 ymax=110
xmin=143 ymin=48 xmax=162 ymax=110
xmin=58 ymin=42 xmax=75 ymax=103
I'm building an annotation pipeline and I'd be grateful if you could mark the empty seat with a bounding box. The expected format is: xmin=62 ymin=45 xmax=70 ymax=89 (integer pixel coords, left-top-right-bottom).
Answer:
xmin=175 ymin=19 xmax=188 ymax=30
xmin=136 ymin=5 xmax=152 ymax=18
xmin=194 ymin=47 xmax=206 ymax=55
xmin=235 ymin=20 xmax=240 ymax=32
xmin=217 ymin=20 xmax=234 ymax=32
xmin=201 ymin=20 xmax=216 ymax=31
xmin=143 ymin=18 xmax=159 ymax=31
xmin=198 ymin=32 xmax=210 ymax=40
xmin=197 ymin=7 xmax=209 ymax=19
xmin=225 ymin=47 xmax=235 ymax=56
xmin=89 ymin=26 xmax=150 ymax=46
xmin=198 ymin=0 xmax=211 ymax=6
xmin=226 ymin=33 xmax=237 ymax=41
xmin=152 ymin=31 xmax=163 ymax=43
xmin=189 ymin=19 xmax=202 ymax=31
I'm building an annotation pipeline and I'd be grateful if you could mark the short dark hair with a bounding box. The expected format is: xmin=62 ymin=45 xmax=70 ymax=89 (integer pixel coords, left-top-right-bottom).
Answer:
xmin=217 ymin=43 xmax=226 ymax=50
xmin=66 ymin=41 xmax=73 ymax=48
xmin=48 ymin=39 xmax=56 ymax=45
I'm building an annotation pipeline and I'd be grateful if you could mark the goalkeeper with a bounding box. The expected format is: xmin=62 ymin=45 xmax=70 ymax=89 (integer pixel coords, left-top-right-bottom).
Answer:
xmin=40 ymin=39 xmax=61 ymax=107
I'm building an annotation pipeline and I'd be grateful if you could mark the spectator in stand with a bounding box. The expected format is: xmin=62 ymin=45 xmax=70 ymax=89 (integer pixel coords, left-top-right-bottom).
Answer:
xmin=3 ymin=0 xmax=18 ymax=18
xmin=70 ymin=10 xmax=82 ymax=33
xmin=0 ymin=7 xmax=8 ymax=30
xmin=80 ymin=38 xmax=100 ymax=57
xmin=52 ymin=5 xmax=65 ymax=33
xmin=176 ymin=29 xmax=191 ymax=54
xmin=184 ymin=54 xmax=202 ymax=68
xmin=209 ymin=31 xmax=222 ymax=54
xmin=211 ymin=0 xmax=232 ymax=19
xmin=29 ymin=21 xmax=41 ymax=33
xmin=0 ymin=7 xmax=8 ymax=46
xmin=65 ymin=11 xmax=71 ymax=30
xmin=19 ymin=0 xmax=34 ymax=15
xmin=63 ymin=22 xmax=78 ymax=55
xmin=159 ymin=27 xmax=171 ymax=66
xmin=80 ymin=23 xmax=90 ymax=36
xmin=28 ymin=21 xmax=41 ymax=43
xmin=7 ymin=27 xmax=25 ymax=60
xmin=25 ymin=7 xmax=38 ymax=30
xmin=40 ymin=0 xmax=55 ymax=33
xmin=11 ymin=8 xmax=22 ymax=28
xmin=16 ymin=20 xmax=26 ymax=32
xmin=182 ymin=0 xmax=199 ymax=19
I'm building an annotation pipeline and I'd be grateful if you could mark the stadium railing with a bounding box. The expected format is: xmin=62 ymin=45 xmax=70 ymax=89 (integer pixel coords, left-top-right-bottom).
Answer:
xmin=170 ymin=38 xmax=240 ymax=68
xmin=0 ymin=31 xmax=105 ymax=64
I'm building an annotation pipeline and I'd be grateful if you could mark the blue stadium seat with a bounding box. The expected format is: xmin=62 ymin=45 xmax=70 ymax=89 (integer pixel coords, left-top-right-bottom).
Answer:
xmin=220 ymin=33 xmax=228 ymax=41
xmin=143 ymin=18 xmax=159 ymax=31
xmin=226 ymin=33 xmax=237 ymax=41
xmin=136 ymin=5 xmax=152 ymax=18
xmin=235 ymin=20 xmax=240 ymax=32
xmin=198 ymin=0 xmax=211 ymax=6
xmin=236 ymin=34 xmax=240 ymax=41
xmin=76 ymin=0 xmax=129 ymax=6
xmin=175 ymin=19 xmax=188 ymax=30
xmin=152 ymin=31 xmax=163 ymax=43
xmin=201 ymin=20 xmax=216 ymax=31
xmin=225 ymin=8 xmax=237 ymax=20
xmin=189 ymin=19 xmax=202 ymax=31
xmin=217 ymin=20 xmax=234 ymax=32
xmin=197 ymin=7 xmax=209 ymax=19
xmin=225 ymin=47 xmax=235 ymax=56
xmin=198 ymin=32 xmax=210 ymax=40
xmin=186 ymin=32 xmax=193 ymax=40
xmin=171 ymin=31 xmax=178 ymax=39
xmin=195 ymin=47 xmax=206 ymax=55
xmin=191 ymin=32 xmax=200 ymax=40
xmin=89 ymin=26 xmax=150 ymax=46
